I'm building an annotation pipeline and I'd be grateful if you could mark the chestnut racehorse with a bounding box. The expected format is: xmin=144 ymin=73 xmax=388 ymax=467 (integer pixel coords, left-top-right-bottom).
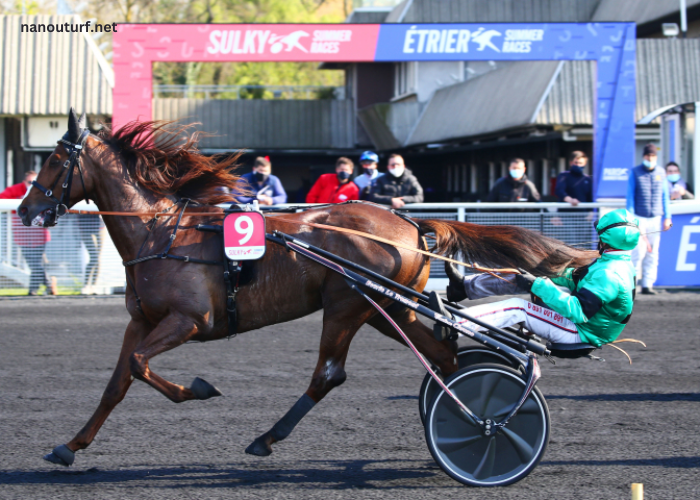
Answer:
xmin=19 ymin=110 xmax=596 ymax=466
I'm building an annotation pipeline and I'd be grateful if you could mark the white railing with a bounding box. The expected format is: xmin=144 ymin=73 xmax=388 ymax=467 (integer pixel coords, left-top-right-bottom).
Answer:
xmin=2 ymin=200 xmax=698 ymax=294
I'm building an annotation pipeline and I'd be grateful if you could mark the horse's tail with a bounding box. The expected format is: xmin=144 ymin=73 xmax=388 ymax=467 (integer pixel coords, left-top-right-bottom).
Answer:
xmin=415 ymin=219 xmax=598 ymax=276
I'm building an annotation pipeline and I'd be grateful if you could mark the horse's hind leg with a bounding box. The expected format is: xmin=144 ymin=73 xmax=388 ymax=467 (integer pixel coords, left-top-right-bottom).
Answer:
xmin=128 ymin=312 xmax=222 ymax=403
xmin=245 ymin=307 xmax=368 ymax=457
xmin=43 ymin=320 xmax=149 ymax=466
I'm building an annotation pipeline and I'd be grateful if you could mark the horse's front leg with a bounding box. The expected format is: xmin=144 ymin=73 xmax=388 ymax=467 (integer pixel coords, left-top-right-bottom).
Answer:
xmin=127 ymin=312 xmax=222 ymax=403
xmin=43 ymin=319 xmax=150 ymax=467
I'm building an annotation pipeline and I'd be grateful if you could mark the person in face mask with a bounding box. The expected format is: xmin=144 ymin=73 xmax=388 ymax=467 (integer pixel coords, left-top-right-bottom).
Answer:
xmin=665 ymin=162 xmax=694 ymax=200
xmin=626 ymin=143 xmax=672 ymax=295
xmin=236 ymin=156 xmax=287 ymax=206
xmin=306 ymin=157 xmax=360 ymax=204
xmin=353 ymin=151 xmax=384 ymax=199
xmin=554 ymin=151 xmax=593 ymax=206
xmin=486 ymin=158 xmax=541 ymax=203
xmin=368 ymin=154 xmax=424 ymax=208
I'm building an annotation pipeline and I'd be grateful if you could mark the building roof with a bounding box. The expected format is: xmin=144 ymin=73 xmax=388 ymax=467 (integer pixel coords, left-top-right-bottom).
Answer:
xmin=360 ymin=38 xmax=700 ymax=149
xmin=386 ymin=0 xmax=601 ymax=24
xmin=384 ymin=0 xmax=698 ymax=26
xmin=358 ymin=104 xmax=403 ymax=150
xmin=0 ymin=15 xmax=113 ymax=116
xmin=636 ymin=38 xmax=700 ymax=120
xmin=591 ymin=0 xmax=700 ymax=25
xmin=535 ymin=60 xmax=595 ymax=126
xmin=406 ymin=61 xmax=561 ymax=146
xmin=538 ymin=38 xmax=700 ymax=126
xmin=346 ymin=8 xmax=392 ymax=24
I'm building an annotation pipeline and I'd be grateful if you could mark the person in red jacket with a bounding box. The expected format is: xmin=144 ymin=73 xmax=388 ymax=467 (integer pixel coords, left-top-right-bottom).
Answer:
xmin=0 ymin=172 xmax=55 ymax=295
xmin=306 ymin=157 xmax=359 ymax=204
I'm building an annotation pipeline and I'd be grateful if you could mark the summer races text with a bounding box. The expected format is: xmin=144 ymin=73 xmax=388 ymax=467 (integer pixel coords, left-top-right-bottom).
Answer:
xmin=21 ymin=21 xmax=117 ymax=33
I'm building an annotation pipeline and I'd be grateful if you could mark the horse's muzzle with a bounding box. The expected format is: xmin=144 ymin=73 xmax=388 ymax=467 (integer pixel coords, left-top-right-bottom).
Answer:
xmin=19 ymin=204 xmax=58 ymax=227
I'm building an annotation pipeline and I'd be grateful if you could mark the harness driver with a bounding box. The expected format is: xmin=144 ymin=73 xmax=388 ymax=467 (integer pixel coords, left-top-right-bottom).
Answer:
xmin=444 ymin=209 xmax=640 ymax=347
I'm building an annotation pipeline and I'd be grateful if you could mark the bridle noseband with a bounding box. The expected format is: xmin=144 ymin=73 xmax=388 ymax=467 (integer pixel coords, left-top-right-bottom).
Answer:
xmin=31 ymin=128 xmax=91 ymax=223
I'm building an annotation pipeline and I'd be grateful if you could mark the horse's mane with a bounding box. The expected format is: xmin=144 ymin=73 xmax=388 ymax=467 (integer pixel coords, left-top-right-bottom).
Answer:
xmin=98 ymin=121 xmax=242 ymax=205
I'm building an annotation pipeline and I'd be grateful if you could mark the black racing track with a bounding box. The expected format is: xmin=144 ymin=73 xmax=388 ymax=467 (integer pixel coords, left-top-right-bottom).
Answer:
xmin=1 ymin=292 xmax=699 ymax=499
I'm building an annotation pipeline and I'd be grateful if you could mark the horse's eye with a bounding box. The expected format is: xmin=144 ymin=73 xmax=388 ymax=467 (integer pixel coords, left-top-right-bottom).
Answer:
xmin=49 ymin=157 xmax=60 ymax=166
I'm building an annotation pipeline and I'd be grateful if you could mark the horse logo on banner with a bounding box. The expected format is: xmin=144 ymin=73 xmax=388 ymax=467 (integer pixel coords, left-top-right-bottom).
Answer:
xmin=471 ymin=28 xmax=501 ymax=52
xmin=269 ymin=31 xmax=309 ymax=53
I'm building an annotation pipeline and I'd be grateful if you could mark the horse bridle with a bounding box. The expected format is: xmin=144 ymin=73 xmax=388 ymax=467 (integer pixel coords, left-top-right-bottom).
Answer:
xmin=31 ymin=128 xmax=91 ymax=223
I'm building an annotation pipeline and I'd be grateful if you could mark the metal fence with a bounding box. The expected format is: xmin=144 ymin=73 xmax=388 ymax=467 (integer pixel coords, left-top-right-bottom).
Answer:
xmin=153 ymin=84 xmax=345 ymax=100
xmin=0 ymin=200 xmax=630 ymax=295
xmin=0 ymin=208 xmax=125 ymax=295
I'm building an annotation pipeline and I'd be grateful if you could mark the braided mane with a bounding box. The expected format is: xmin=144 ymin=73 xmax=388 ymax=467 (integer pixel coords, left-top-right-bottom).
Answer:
xmin=99 ymin=121 xmax=241 ymax=205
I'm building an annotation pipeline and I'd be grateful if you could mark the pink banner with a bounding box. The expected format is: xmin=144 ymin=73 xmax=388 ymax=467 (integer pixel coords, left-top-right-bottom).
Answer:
xmin=113 ymin=24 xmax=380 ymax=129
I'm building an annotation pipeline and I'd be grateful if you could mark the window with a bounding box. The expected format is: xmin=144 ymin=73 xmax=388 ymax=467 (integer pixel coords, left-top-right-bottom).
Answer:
xmin=394 ymin=62 xmax=417 ymax=98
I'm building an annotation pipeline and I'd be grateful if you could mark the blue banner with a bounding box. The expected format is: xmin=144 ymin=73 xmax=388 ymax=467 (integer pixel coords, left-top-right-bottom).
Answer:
xmin=656 ymin=213 xmax=700 ymax=286
xmin=375 ymin=23 xmax=636 ymax=200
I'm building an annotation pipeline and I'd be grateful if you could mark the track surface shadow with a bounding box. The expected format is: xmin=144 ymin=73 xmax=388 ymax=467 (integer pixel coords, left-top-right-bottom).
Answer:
xmin=542 ymin=456 xmax=700 ymax=468
xmin=547 ymin=392 xmax=700 ymax=402
xmin=0 ymin=459 xmax=439 ymax=489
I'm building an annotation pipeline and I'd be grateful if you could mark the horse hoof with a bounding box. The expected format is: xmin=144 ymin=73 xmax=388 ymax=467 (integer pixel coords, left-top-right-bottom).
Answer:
xmin=245 ymin=436 xmax=273 ymax=457
xmin=43 ymin=445 xmax=74 ymax=466
xmin=190 ymin=377 xmax=223 ymax=400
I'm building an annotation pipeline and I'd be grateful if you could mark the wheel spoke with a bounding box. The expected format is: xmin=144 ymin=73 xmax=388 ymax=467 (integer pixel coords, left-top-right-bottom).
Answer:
xmin=436 ymin=434 xmax=483 ymax=453
xmin=492 ymin=396 xmax=539 ymax=419
xmin=500 ymin=426 xmax=535 ymax=463
xmin=438 ymin=401 xmax=479 ymax=428
xmin=479 ymin=372 xmax=502 ymax=416
xmin=473 ymin=436 xmax=497 ymax=480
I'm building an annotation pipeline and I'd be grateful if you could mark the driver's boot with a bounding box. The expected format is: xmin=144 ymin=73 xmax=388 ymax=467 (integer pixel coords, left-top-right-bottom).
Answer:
xmin=444 ymin=261 xmax=467 ymax=303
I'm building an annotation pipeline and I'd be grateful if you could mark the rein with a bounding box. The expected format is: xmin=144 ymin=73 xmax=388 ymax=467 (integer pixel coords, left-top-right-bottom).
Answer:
xmin=271 ymin=217 xmax=521 ymax=277
xmin=67 ymin=209 xmax=225 ymax=217
xmin=66 ymin=207 xmax=521 ymax=277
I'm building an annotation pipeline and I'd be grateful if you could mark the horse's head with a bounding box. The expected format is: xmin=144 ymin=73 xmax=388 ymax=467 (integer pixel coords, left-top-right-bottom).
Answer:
xmin=19 ymin=107 xmax=100 ymax=227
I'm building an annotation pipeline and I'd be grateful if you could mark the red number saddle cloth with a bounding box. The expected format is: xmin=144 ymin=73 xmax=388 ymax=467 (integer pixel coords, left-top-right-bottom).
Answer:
xmin=223 ymin=211 xmax=267 ymax=261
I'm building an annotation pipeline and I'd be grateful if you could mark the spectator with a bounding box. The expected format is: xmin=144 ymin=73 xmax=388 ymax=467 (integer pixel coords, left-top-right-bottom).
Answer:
xmin=236 ymin=156 xmax=287 ymax=206
xmin=306 ymin=157 xmax=359 ymax=204
xmin=354 ymin=150 xmax=384 ymax=199
xmin=369 ymin=154 xmax=423 ymax=208
xmin=0 ymin=171 xmax=55 ymax=296
xmin=627 ymin=143 xmax=672 ymax=295
xmin=486 ymin=158 xmax=540 ymax=202
xmin=555 ymin=151 xmax=593 ymax=205
xmin=665 ymin=161 xmax=694 ymax=200
xmin=78 ymin=214 xmax=105 ymax=295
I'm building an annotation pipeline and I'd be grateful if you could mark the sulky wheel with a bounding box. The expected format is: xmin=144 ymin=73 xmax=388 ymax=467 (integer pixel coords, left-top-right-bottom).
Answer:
xmin=418 ymin=346 xmax=519 ymax=424
xmin=424 ymin=363 xmax=550 ymax=487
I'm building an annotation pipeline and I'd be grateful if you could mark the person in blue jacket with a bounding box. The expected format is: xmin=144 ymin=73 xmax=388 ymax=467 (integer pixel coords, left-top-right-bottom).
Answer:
xmin=236 ymin=156 xmax=287 ymax=206
xmin=555 ymin=151 xmax=592 ymax=205
xmin=626 ymin=143 xmax=672 ymax=295
xmin=353 ymin=151 xmax=384 ymax=200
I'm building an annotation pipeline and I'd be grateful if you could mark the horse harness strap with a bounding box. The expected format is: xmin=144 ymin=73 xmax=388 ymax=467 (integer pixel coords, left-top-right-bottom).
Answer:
xmin=121 ymin=200 xmax=242 ymax=338
xmin=32 ymin=128 xmax=91 ymax=219
xmin=121 ymin=200 xmax=226 ymax=318
xmin=222 ymin=259 xmax=242 ymax=338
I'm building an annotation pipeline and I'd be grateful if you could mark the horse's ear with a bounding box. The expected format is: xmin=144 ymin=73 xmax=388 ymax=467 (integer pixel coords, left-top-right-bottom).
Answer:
xmin=78 ymin=112 xmax=87 ymax=130
xmin=67 ymin=107 xmax=80 ymax=142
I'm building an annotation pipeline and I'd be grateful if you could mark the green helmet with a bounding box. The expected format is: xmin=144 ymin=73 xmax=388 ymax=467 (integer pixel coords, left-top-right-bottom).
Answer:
xmin=596 ymin=209 xmax=640 ymax=250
